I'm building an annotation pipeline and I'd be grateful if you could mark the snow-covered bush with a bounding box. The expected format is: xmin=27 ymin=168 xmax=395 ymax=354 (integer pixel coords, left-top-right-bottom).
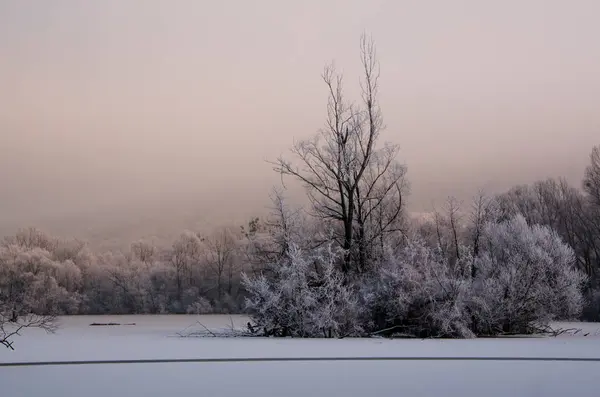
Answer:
xmin=359 ymin=215 xmax=585 ymax=338
xmin=471 ymin=215 xmax=586 ymax=335
xmin=360 ymin=239 xmax=475 ymax=338
xmin=242 ymin=243 xmax=362 ymax=338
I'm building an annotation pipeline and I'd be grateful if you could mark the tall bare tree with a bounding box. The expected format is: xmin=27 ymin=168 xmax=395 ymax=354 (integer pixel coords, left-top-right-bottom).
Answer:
xmin=468 ymin=191 xmax=499 ymax=277
xmin=273 ymin=35 xmax=407 ymax=273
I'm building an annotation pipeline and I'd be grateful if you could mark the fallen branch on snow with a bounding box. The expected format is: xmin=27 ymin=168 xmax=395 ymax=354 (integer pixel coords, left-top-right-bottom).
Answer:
xmin=177 ymin=317 xmax=258 ymax=338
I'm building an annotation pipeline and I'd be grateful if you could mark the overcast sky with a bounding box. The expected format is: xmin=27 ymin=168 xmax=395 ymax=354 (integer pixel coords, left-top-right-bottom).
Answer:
xmin=1 ymin=0 xmax=599 ymax=234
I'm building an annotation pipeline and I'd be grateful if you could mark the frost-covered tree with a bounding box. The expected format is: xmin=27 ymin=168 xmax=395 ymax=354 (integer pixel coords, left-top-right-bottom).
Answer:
xmin=169 ymin=231 xmax=203 ymax=304
xmin=495 ymin=174 xmax=600 ymax=320
xmin=471 ymin=215 xmax=585 ymax=334
xmin=241 ymin=189 xmax=313 ymax=277
xmin=360 ymin=238 xmax=474 ymax=338
xmin=204 ymin=228 xmax=237 ymax=302
xmin=359 ymin=215 xmax=584 ymax=338
xmin=242 ymin=243 xmax=362 ymax=337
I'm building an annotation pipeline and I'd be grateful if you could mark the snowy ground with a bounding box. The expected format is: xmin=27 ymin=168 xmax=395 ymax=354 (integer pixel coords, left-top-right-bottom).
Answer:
xmin=1 ymin=315 xmax=600 ymax=397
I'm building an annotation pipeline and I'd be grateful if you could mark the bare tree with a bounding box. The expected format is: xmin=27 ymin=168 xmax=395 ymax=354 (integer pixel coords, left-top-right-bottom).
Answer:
xmin=584 ymin=145 xmax=600 ymax=207
xmin=431 ymin=198 xmax=462 ymax=258
xmin=445 ymin=197 xmax=463 ymax=266
xmin=204 ymin=228 xmax=237 ymax=300
xmin=169 ymin=232 xmax=202 ymax=301
xmin=272 ymin=35 xmax=407 ymax=273
xmin=468 ymin=191 xmax=499 ymax=278
xmin=1 ymin=312 xmax=56 ymax=350
xmin=240 ymin=189 xmax=307 ymax=277
xmin=355 ymin=145 xmax=408 ymax=269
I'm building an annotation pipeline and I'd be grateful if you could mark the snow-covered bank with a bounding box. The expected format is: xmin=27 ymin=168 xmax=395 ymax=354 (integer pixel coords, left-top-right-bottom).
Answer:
xmin=1 ymin=316 xmax=600 ymax=397
xmin=1 ymin=315 xmax=599 ymax=363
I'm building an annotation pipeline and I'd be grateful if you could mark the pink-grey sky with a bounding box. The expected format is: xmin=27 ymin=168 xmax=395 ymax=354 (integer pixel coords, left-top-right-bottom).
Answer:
xmin=1 ymin=0 xmax=599 ymax=238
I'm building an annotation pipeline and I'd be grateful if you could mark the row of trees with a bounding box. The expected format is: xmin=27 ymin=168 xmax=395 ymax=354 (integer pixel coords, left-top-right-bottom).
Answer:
xmin=0 ymin=226 xmax=257 ymax=319
xmin=2 ymin=35 xmax=599 ymax=346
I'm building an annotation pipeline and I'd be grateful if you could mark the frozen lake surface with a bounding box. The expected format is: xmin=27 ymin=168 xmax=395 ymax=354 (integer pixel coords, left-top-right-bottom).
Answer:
xmin=1 ymin=315 xmax=600 ymax=397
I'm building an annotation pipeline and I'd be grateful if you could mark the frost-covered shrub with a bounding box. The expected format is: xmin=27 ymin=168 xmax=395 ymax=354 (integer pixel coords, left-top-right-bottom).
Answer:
xmin=360 ymin=239 xmax=475 ymax=338
xmin=359 ymin=215 xmax=585 ymax=338
xmin=242 ymin=244 xmax=362 ymax=337
xmin=471 ymin=215 xmax=586 ymax=335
